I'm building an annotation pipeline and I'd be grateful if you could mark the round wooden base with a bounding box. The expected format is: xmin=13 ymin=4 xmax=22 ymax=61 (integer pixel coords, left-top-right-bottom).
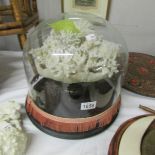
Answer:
xmin=27 ymin=113 xmax=119 ymax=139
xmin=25 ymin=95 xmax=121 ymax=139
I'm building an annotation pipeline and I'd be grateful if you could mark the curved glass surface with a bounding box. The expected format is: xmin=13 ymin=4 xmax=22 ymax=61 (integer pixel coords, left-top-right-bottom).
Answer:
xmin=23 ymin=13 xmax=128 ymax=118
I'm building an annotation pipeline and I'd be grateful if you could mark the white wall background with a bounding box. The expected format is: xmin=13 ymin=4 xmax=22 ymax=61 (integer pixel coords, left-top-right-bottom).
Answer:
xmin=0 ymin=0 xmax=155 ymax=55
xmin=109 ymin=0 xmax=155 ymax=55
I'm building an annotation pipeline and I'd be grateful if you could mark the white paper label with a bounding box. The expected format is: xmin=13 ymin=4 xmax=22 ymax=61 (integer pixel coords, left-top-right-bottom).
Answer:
xmin=85 ymin=34 xmax=96 ymax=41
xmin=81 ymin=101 xmax=96 ymax=110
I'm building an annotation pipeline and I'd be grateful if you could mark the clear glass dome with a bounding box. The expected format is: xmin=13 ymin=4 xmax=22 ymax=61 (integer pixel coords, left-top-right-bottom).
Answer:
xmin=23 ymin=13 xmax=128 ymax=138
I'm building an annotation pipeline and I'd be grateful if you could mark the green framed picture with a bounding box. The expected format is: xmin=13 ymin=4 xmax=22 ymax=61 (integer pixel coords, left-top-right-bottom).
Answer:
xmin=61 ymin=0 xmax=110 ymax=19
xmin=75 ymin=0 xmax=97 ymax=7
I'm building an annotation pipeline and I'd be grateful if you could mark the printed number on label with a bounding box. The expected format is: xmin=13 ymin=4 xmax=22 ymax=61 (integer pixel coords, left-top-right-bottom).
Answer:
xmin=81 ymin=101 xmax=96 ymax=110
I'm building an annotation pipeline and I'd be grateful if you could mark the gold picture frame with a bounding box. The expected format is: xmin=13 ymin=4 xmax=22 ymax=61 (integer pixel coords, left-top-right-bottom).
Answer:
xmin=61 ymin=0 xmax=111 ymax=19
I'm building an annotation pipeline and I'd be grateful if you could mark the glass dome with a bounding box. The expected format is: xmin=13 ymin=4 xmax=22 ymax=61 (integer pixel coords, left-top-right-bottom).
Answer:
xmin=23 ymin=13 xmax=128 ymax=139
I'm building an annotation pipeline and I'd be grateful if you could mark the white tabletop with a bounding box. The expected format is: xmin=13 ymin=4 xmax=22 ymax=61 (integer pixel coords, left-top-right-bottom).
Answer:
xmin=0 ymin=51 xmax=155 ymax=155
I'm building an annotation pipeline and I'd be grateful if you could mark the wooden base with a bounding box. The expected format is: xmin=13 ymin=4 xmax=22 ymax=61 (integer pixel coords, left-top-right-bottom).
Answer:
xmin=28 ymin=113 xmax=119 ymax=139
xmin=26 ymin=95 xmax=121 ymax=139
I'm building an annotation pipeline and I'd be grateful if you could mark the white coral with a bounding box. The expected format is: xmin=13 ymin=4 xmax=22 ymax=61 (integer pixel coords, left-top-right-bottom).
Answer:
xmin=30 ymin=19 xmax=121 ymax=83
xmin=0 ymin=102 xmax=27 ymax=155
